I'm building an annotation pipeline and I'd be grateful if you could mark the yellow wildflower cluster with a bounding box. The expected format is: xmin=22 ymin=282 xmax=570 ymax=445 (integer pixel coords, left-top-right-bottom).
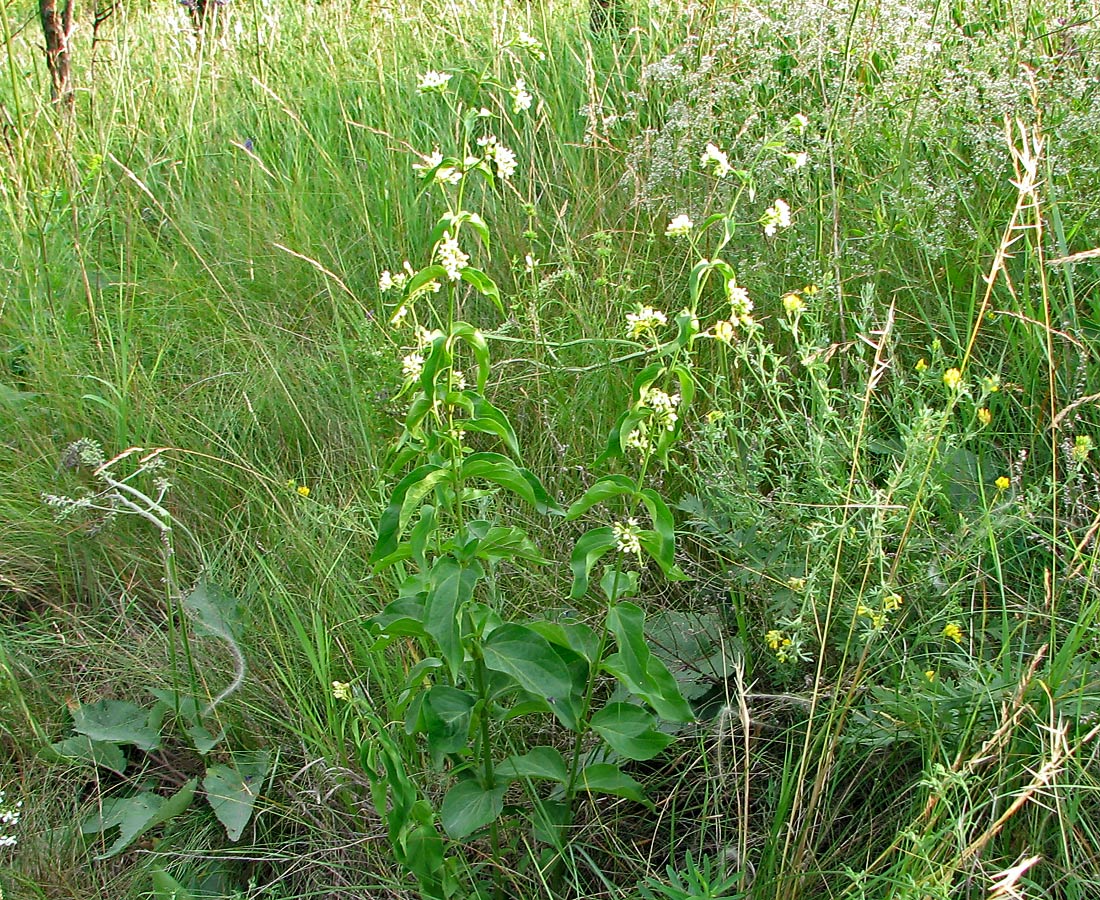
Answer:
xmin=857 ymin=591 xmax=902 ymax=633
xmin=942 ymin=622 xmax=964 ymax=644
xmin=765 ymin=629 xmax=793 ymax=662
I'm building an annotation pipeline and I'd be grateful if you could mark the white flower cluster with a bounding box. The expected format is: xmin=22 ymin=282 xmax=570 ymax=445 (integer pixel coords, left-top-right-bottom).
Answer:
xmin=612 ymin=518 xmax=643 ymax=556
xmin=700 ymin=142 xmax=732 ymax=178
xmin=761 ymin=199 xmax=791 ymax=236
xmin=477 ymin=135 xmax=518 ymax=180
xmin=626 ymin=305 xmax=668 ymax=339
xmin=379 ymin=261 xmax=415 ymax=294
xmin=412 ymin=149 xmax=461 ymax=185
xmin=727 ymin=280 xmax=754 ymax=326
xmin=513 ymin=30 xmax=545 ymax=59
xmin=665 ymin=214 xmax=693 ymax=237
xmin=402 ymin=352 xmax=424 ymax=380
xmin=436 ymin=232 xmax=470 ymax=280
xmin=417 ymin=71 xmax=452 ymax=93
xmin=510 ymin=78 xmax=533 ymax=113
xmin=640 ymin=386 xmax=680 ymax=432
xmin=0 ymin=791 xmax=22 ymax=849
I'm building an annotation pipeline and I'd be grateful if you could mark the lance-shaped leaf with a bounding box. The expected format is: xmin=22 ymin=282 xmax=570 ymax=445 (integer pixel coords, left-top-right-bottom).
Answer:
xmin=638 ymin=488 xmax=676 ymax=573
xmin=482 ymin=624 xmax=575 ymax=728
xmin=446 ymin=322 xmax=492 ymax=392
xmin=371 ymin=464 xmax=447 ymax=565
xmin=605 ymin=602 xmax=694 ymax=722
xmin=460 ymin=453 xmax=558 ymax=513
xmin=464 ymin=393 xmax=520 ymax=457
xmin=426 ymin=557 xmax=482 ymax=680
xmin=406 ymin=264 xmax=448 ymax=297
xmin=565 ymin=474 xmax=637 ymax=520
xmin=459 ymin=267 xmax=503 ymax=314
xmin=569 ymin=527 xmax=617 ymax=599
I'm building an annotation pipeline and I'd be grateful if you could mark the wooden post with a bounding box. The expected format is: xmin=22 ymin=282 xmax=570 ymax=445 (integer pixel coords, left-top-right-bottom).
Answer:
xmin=39 ymin=0 xmax=74 ymax=109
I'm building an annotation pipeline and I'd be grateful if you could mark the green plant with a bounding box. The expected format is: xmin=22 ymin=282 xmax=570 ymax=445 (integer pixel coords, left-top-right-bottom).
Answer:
xmin=39 ymin=440 xmax=268 ymax=856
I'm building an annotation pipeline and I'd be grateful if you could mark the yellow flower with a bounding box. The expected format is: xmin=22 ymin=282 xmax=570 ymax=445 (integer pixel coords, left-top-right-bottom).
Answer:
xmin=943 ymin=368 xmax=963 ymax=391
xmin=995 ymin=476 xmax=1011 ymax=492
xmin=982 ymin=375 xmax=1001 ymax=393
xmin=713 ymin=320 xmax=736 ymax=344
xmin=942 ymin=622 xmax=963 ymax=643
xmin=883 ymin=593 xmax=903 ymax=612
xmin=786 ymin=576 xmax=806 ymax=592
xmin=977 ymin=407 xmax=992 ymax=426
xmin=1073 ymin=435 xmax=1094 ymax=463
xmin=915 ymin=358 xmax=929 ymax=373
xmin=782 ymin=292 xmax=805 ymax=316
xmin=765 ymin=629 xmax=784 ymax=651
xmin=924 ymin=670 xmax=936 ymax=682
xmin=802 ymin=283 xmax=819 ymax=296
xmin=332 ymin=681 xmax=352 ymax=701
xmin=297 ymin=485 xmax=311 ymax=497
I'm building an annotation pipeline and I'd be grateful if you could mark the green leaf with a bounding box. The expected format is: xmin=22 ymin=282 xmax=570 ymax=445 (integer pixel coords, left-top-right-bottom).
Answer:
xmin=183 ymin=581 xmax=241 ymax=642
xmin=596 ymin=409 xmax=631 ymax=464
xmin=420 ymin=330 xmax=453 ymax=396
xmin=568 ymin=527 xmax=617 ymax=599
xmin=482 ymin=624 xmax=575 ymax=728
xmin=467 ymin=394 xmax=520 ymax=457
xmin=577 ymin=763 xmax=650 ymax=806
xmin=497 ymin=746 xmax=568 ymax=783
xmin=441 ymin=780 xmax=507 ymax=840
xmin=605 ymin=603 xmax=694 ymax=722
xmin=371 ymin=464 xmax=447 ymax=565
xmin=422 ymin=685 xmax=476 ymax=756
xmin=474 ymin=526 xmax=550 ymax=565
xmin=590 ymin=703 xmax=674 ymax=761
xmin=406 ymin=264 xmax=448 ymax=297
xmin=447 ymin=322 xmax=492 ymax=392
xmin=72 ymin=699 xmax=161 ymax=751
xmin=460 ymin=453 xmax=558 ymax=513
xmin=459 ymin=267 xmax=504 ymax=314
xmin=185 ymin=721 xmax=224 ymax=755
xmin=599 ymin=567 xmax=639 ymax=602
xmin=638 ymin=488 xmax=676 ymax=572
xmin=565 ymin=474 xmax=637 ymax=520
xmin=44 ymin=735 xmax=127 ymax=774
xmin=426 ymin=557 xmax=482 ymax=680
xmin=83 ymin=780 xmax=197 ymax=859
xmin=203 ymin=750 xmax=271 ymax=842
xmin=149 ymin=866 xmax=197 ymax=900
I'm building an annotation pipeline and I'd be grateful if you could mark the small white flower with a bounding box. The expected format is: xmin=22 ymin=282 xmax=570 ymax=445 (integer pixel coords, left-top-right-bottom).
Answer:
xmin=513 ymin=29 xmax=546 ymax=59
xmin=727 ymin=280 xmax=753 ymax=323
xmin=786 ymin=151 xmax=808 ymax=170
xmin=417 ymin=70 xmax=452 ymax=93
xmin=480 ymin=137 xmax=517 ymax=179
xmin=524 ymin=254 xmax=539 ymax=273
xmin=389 ymin=304 xmax=409 ymax=326
xmin=761 ymin=199 xmax=791 ymax=236
xmin=624 ymin=420 xmax=651 ymax=454
xmin=700 ymin=142 xmax=732 ymax=178
xmin=612 ymin=518 xmax=643 ymax=556
xmin=626 ymin=305 xmax=668 ymax=338
xmin=640 ymin=387 xmax=680 ymax=431
xmin=436 ymin=232 xmax=469 ymax=280
xmin=665 ymin=214 xmax=694 ymax=237
xmin=450 ymin=369 xmax=467 ymax=391
xmin=791 ymin=113 xmax=809 ymax=134
xmin=510 ymin=78 xmax=534 ymax=113
xmin=379 ymin=270 xmax=395 ymax=292
xmin=402 ymin=352 xmax=425 ymax=380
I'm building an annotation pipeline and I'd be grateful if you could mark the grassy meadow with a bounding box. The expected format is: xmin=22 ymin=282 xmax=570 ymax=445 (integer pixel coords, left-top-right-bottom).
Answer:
xmin=2 ymin=0 xmax=1100 ymax=897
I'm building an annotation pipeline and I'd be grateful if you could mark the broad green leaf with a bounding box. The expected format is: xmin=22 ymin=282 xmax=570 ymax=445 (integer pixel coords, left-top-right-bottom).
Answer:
xmin=448 ymin=322 xmax=492 ymax=392
xmin=183 ymin=581 xmax=241 ymax=642
xmin=596 ymin=409 xmax=630 ymax=464
xmin=372 ymin=595 xmax=428 ymax=642
xmin=568 ymin=527 xmax=617 ymax=599
xmin=371 ymin=464 xmax=446 ymax=564
xmin=83 ymin=780 xmax=197 ymax=859
xmin=474 ymin=526 xmax=550 ymax=565
xmin=203 ymin=750 xmax=271 ymax=842
xmin=72 ymin=699 xmax=161 ymax=751
xmin=497 ymin=746 xmax=568 ymax=783
xmin=530 ymin=798 xmax=571 ymax=849
xmin=460 ymin=453 xmax=558 ymax=513
xmin=526 ymin=620 xmax=600 ymax=665
xmin=606 ymin=603 xmax=694 ymax=722
xmin=422 ymin=685 xmax=476 ymax=756
xmin=482 ymin=624 xmax=575 ymax=727
xmin=631 ymin=362 xmax=665 ymax=403
xmin=468 ymin=394 xmax=520 ymax=456
xmin=599 ymin=567 xmax=639 ymax=601
xmin=426 ymin=557 xmax=482 ymax=680
xmin=638 ymin=488 xmax=676 ymax=572
xmin=420 ymin=330 xmax=453 ymax=396
xmin=565 ymin=474 xmax=637 ymax=520
xmin=185 ymin=721 xmax=223 ymax=755
xmin=459 ymin=267 xmax=504 ymax=314
xmin=44 ymin=735 xmax=127 ymax=774
xmin=441 ymin=780 xmax=506 ymax=840
xmin=405 ymin=265 xmax=448 ymax=298
xmin=590 ymin=703 xmax=674 ymax=761
xmin=638 ymin=533 xmax=691 ymax=582
xmin=149 ymin=866 xmax=197 ymax=900
xmin=577 ymin=763 xmax=650 ymax=806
